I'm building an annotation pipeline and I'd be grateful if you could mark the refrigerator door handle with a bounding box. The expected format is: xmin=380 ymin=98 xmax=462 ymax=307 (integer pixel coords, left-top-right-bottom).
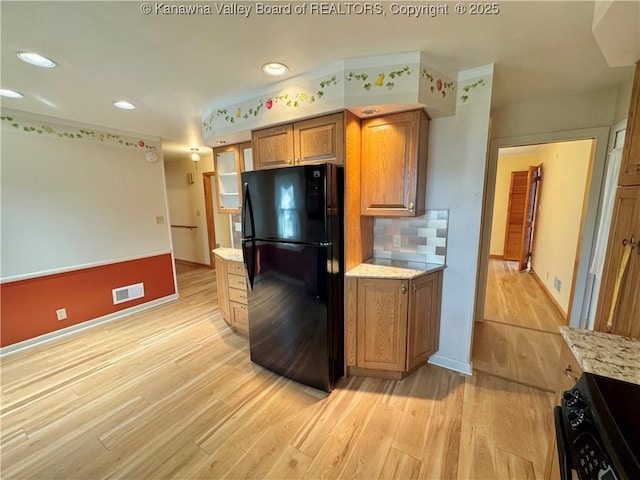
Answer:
xmin=242 ymin=239 xmax=256 ymax=290
xmin=242 ymin=182 xmax=256 ymax=240
xmin=242 ymin=182 xmax=257 ymax=289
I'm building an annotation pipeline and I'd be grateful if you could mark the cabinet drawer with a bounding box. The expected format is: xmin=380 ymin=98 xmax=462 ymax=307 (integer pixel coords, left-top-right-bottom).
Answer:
xmin=227 ymin=261 xmax=245 ymax=276
xmin=229 ymin=287 xmax=247 ymax=305
xmin=228 ymin=273 xmax=247 ymax=290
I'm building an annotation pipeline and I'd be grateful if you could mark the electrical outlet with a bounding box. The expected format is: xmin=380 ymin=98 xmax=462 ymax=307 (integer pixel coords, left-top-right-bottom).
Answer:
xmin=154 ymin=215 xmax=165 ymax=225
xmin=393 ymin=235 xmax=402 ymax=248
xmin=235 ymin=222 xmax=242 ymax=232
xmin=56 ymin=308 xmax=67 ymax=321
xmin=554 ymin=277 xmax=562 ymax=293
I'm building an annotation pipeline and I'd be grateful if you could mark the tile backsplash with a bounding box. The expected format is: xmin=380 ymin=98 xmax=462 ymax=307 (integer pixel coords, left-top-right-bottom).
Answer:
xmin=373 ymin=209 xmax=449 ymax=264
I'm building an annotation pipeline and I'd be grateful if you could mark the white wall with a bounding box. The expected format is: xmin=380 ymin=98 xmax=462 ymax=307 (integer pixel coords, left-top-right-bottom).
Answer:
xmin=1 ymin=109 xmax=171 ymax=280
xmin=491 ymin=88 xmax=618 ymax=139
xmin=164 ymin=153 xmax=232 ymax=265
xmin=426 ymin=64 xmax=494 ymax=375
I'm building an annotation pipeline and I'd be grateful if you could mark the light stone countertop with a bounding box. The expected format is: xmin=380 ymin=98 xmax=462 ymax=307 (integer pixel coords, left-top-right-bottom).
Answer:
xmin=345 ymin=258 xmax=445 ymax=280
xmin=560 ymin=326 xmax=640 ymax=385
xmin=212 ymin=247 xmax=243 ymax=263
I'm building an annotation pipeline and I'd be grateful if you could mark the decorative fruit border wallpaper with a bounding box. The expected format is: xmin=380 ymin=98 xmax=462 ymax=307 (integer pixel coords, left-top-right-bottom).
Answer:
xmin=0 ymin=114 xmax=158 ymax=151
xmin=201 ymin=58 xmax=495 ymax=141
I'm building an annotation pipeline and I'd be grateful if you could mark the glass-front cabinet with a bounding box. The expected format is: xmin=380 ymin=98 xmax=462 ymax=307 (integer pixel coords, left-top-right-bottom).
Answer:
xmin=214 ymin=141 xmax=252 ymax=214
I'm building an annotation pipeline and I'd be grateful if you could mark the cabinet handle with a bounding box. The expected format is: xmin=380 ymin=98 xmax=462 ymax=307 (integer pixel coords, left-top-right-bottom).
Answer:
xmin=287 ymin=158 xmax=292 ymax=165
xmin=636 ymin=164 xmax=640 ymax=172
xmin=564 ymin=365 xmax=579 ymax=381
xmin=408 ymin=202 xmax=414 ymax=213
xmin=622 ymin=236 xmax=637 ymax=249
xmin=401 ymin=284 xmax=407 ymax=294
xmin=295 ymin=157 xmax=300 ymax=165
xmin=412 ymin=284 xmax=417 ymax=292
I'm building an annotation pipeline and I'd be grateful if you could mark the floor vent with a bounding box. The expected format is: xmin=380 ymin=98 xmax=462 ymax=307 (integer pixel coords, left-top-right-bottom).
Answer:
xmin=112 ymin=283 xmax=145 ymax=305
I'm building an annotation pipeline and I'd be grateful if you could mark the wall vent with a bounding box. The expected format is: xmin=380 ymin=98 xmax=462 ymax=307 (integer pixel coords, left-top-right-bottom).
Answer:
xmin=112 ymin=283 xmax=145 ymax=305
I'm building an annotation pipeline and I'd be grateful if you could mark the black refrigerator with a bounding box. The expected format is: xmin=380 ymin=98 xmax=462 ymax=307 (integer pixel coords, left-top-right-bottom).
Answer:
xmin=241 ymin=163 xmax=343 ymax=392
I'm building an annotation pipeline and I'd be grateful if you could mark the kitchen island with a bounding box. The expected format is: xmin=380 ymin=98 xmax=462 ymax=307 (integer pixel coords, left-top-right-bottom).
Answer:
xmin=212 ymin=247 xmax=247 ymax=335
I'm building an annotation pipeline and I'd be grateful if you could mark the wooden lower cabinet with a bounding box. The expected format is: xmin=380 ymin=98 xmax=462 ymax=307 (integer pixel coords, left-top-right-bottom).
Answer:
xmin=214 ymin=253 xmax=248 ymax=336
xmin=345 ymin=270 xmax=442 ymax=379
xmin=214 ymin=254 xmax=230 ymax=321
xmin=544 ymin=341 xmax=584 ymax=479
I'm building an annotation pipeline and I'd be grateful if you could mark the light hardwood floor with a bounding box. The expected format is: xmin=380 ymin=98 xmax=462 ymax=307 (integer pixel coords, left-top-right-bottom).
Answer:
xmin=1 ymin=264 xmax=554 ymax=479
xmin=483 ymin=260 xmax=565 ymax=333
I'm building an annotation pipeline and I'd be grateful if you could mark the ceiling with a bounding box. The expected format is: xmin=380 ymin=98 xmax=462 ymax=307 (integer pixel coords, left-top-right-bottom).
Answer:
xmin=1 ymin=1 xmax=636 ymax=161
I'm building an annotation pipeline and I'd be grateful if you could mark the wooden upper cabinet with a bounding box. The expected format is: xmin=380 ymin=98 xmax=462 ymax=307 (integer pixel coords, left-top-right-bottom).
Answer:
xmin=213 ymin=141 xmax=252 ymax=213
xmin=251 ymin=124 xmax=294 ymax=170
xmin=252 ymin=112 xmax=344 ymax=170
xmin=594 ymin=186 xmax=640 ymax=338
xmin=619 ymin=62 xmax=640 ymax=187
xmin=360 ymin=109 xmax=429 ymax=217
xmin=294 ymin=112 xmax=344 ymax=166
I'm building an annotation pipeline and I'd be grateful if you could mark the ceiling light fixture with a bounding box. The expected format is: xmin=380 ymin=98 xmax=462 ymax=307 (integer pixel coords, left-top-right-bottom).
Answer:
xmin=113 ymin=100 xmax=136 ymax=110
xmin=17 ymin=52 xmax=57 ymax=68
xmin=0 ymin=88 xmax=24 ymax=98
xmin=262 ymin=62 xmax=288 ymax=77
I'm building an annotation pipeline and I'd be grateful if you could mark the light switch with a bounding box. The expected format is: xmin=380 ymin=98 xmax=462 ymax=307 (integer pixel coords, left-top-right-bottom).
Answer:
xmin=393 ymin=235 xmax=401 ymax=247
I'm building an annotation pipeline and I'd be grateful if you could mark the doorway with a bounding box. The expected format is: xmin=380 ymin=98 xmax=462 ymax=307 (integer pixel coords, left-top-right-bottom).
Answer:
xmin=203 ymin=171 xmax=232 ymax=267
xmin=472 ymin=127 xmax=610 ymax=390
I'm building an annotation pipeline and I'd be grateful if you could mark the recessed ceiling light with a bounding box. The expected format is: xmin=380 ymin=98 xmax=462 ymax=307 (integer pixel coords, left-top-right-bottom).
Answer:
xmin=0 ymin=88 xmax=24 ymax=98
xmin=113 ymin=100 xmax=136 ymax=110
xmin=17 ymin=52 xmax=57 ymax=68
xmin=262 ymin=62 xmax=288 ymax=77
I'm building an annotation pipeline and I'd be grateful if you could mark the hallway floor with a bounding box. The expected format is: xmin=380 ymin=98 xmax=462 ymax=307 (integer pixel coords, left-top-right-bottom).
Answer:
xmin=472 ymin=259 xmax=564 ymax=391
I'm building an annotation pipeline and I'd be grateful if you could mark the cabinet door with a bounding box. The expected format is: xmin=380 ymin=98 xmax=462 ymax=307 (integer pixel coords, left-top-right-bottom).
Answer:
xmin=251 ymin=124 xmax=294 ymax=170
xmin=229 ymin=301 xmax=248 ymax=335
xmin=619 ymin=63 xmax=640 ymax=186
xmin=594 ymin=186 xmax=640 ymax=337
xmin=294 ymin=112 xmax=344 ymax=166
xmin=356 ymin=278 xmax=408 ymax=371
xmin=214 ymin=145 xmax=242 ymax=213
xmin=406 ymin=271 xmax=442 ymax=371
xmin=214 ymin=255 xmax=230 ymax=324
xmin=361 ymin=110 xmax=428 ymax=217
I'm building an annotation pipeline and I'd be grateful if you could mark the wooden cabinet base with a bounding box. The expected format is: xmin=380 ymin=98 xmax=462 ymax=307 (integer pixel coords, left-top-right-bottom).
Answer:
xmin=214 ymin=252 xmax=249 ymax=337
xmin=345 ymin=271 xmax=442 ymax=379
xmin=347 ymin=364 xmax=423 ymax=380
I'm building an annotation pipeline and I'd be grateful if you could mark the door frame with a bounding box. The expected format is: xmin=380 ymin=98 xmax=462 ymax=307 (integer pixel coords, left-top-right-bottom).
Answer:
xmin=474 ymin=126 xmax=610 ymax=329
xmin=203 ymin=171 xmax=217 ymax=269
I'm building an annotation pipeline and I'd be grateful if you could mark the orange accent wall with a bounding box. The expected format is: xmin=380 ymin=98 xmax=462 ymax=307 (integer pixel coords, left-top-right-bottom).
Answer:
xmin=1 ymin=254 xmax=176 ymax=347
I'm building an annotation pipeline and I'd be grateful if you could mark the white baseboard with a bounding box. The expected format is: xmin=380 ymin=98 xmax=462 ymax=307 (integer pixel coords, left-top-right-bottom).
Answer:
xmin=0 ymin=294 xmax=179 ymax=358
xmin=428 ymin=354 xmax=473 ymax=376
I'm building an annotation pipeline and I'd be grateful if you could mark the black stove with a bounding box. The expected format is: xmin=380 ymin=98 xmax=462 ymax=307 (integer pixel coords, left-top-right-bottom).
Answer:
xmin=555 ymin=373 xmax=640 ymax=480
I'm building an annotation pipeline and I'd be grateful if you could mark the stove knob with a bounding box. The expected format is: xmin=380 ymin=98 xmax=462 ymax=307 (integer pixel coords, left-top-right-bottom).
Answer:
xmin=563 ymin=390 xmax=582 ymax=407
xmin=568 ymin=409 xmax=586 ymax=429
